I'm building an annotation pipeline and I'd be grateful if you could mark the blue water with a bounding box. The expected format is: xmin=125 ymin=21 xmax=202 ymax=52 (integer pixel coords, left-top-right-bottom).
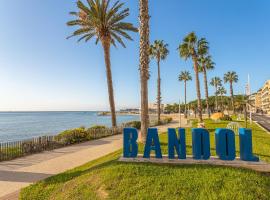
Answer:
xmin=0 ymin=112 xmax=139 ymax=142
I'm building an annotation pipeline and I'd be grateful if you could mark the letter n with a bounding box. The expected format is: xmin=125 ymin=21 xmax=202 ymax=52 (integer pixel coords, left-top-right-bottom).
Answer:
xmin=123 ymin=128 xmax=138 ymax=158
xmin=239 ymin=128 xmax=259 ymax=162
xmin=215 ymin=128 xmax=236 ymax=160
xmin=192 ymin=128 xmax=210 ymax=160
xmin=143 ymin=128 xmax=162 ymax=158
xmin=168 ymin=128 xmax=186 ymax=159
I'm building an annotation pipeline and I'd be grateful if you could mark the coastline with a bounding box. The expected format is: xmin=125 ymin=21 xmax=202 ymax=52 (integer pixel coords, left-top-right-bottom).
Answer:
xmin=0 ymin=111 xmax=140 ymax=143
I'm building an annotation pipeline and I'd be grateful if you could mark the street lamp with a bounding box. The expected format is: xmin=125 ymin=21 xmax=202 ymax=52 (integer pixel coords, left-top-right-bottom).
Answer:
xmin=179 ymin=100 xmax=181 ymax=128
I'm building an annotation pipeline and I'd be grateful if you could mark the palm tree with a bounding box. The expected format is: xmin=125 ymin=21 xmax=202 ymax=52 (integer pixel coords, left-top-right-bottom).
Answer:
xmin=149 ymin=40 xmax=169 ymax=124
xmin=139 ymin=0 xmax=150 ymax=142
xmin=217 ymin=86 xmax=227 ymax=112
xmin=178 ymin=32 xmax=208 ymax=123
xmin=210 ymin=77 xmax=222 ymax=111
xmin=178 ymin=71 xmax=192 ymax=118
xmin=224 ymin=71 xmax=239 ymax=113
xmin=67 ymin=0 xmax=137 ymax=128
xmin=198 ymin=55 xmax=215 ymax=118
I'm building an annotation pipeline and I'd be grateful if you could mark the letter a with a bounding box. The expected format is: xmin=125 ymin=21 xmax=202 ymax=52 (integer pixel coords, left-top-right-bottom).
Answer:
xmin=143 ymin=128 xmax=162 ymax=158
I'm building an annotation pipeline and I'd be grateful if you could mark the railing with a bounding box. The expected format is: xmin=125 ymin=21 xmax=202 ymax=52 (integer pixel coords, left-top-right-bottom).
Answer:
xmin=0 ymin=126 xmax=123 ymax=162
xmin=0 ymin=136 xmax=58 ymax=161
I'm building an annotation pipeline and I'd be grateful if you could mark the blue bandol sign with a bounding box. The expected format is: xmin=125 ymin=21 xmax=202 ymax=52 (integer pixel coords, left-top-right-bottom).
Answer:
xmin=123 ymin=128 xmax=259 ymax=162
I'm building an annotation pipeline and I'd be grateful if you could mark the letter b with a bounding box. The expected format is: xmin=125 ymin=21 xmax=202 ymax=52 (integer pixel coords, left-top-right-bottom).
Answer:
xmin=123 ymin=128 xmax=138 ymax=158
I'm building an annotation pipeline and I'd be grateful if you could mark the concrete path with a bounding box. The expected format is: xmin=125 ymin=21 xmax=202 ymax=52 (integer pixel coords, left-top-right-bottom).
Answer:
xmin=0 ymin=120 xmax=185 ymax=200
xmin=0 ymin=134 xmax=123 ymax=199
xmin=252 ymin=113 xmax=270 ymax=132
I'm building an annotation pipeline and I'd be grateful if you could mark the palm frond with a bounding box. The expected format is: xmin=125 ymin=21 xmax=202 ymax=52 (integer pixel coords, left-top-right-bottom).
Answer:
xmin=67 ymin=0 xmax=137 ymax=48
xmin=77 ymin=0 xmax=91 ymax=14
xmin=179 ymin=70 xmax=192 ymax=82
xmin=149 ymin=40 xmax=169 ymax=61
xmin=67 ymin=27 xmax=93 ymax=39
xmin=111 ymin=31 xmax=126 ymax=48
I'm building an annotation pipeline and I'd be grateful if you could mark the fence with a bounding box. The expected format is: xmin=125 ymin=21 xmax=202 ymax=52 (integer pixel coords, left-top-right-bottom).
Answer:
xmin=0 ymin=126 xmax=123 ymax=162
xmin=0 ymin=136 xmax=58 ymax=161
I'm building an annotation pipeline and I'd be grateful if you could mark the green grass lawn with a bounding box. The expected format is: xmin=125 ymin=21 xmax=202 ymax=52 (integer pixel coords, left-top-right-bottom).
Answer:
xmin=20 ymin=119 xmax=270 ymax=200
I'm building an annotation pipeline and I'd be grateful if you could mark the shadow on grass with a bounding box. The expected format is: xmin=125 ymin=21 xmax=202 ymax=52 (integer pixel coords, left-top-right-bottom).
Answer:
xmin=39 ymin=149 xmax=270 ymax=187
xmin=43 ymin=153 xmax=120 ymax=185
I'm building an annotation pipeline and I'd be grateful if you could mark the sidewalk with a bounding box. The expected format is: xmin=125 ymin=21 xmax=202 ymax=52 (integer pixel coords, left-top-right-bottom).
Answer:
xmin=0 ymin=121 xmax=184 ymax=200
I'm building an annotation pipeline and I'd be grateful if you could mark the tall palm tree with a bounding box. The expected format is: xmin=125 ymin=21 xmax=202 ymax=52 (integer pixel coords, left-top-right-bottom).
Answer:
xmin=178 ymin=71 xmax=192 ymax=118
xmin=67 ymin=0 xmax=137 ymax=128
xmin=149 ymin=40 xmax=169 ymax=124
xmin=139 ymin=0 xmax=150 ymax=142
xmin=224 ymin=71 xmax=239 ymax=113
xmin=217 ymin=86 xmax=227 ymax=112
xmin=210 ymin=77 xmax=222 ymax=111
xmin=178 ymin=32 xmax=208 ymax=123
xmin=198 ymin=55 xmax=215 ymax=118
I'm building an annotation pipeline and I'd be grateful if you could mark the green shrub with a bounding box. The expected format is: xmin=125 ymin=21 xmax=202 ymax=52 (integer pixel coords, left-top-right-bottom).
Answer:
xmin=86 ymin=125 xmax=109 ymax=140
xmin=163 ymin=117 xmax=173 ymax=123
xmin=124 ymin=121 xmax=141 ymax=129
xmin=54 ymin=125 xmax=120 ymax=145
xmin=88 ymin=125 xmax=107 ymax=130
xmin=152 ymin=117 xmax=173 ymax=126
xmin=220 ymin=115 xmax=232 ymax=121
xmin=55 ymin=127 xmax=87 ymax=145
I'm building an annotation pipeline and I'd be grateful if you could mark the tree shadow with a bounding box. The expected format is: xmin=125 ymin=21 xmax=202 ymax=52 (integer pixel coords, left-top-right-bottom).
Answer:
xmin=0 ymin=170 xmax=53 ymax=183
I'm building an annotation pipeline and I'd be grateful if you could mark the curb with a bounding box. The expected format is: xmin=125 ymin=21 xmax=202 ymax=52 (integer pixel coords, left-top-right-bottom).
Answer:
xmin=253 ymin=121 xmax=270 ymax=134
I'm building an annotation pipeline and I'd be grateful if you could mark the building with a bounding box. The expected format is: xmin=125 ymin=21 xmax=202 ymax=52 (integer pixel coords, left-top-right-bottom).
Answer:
xmin=254 ymin=80 xmax=270 ymax=114
xmin=148 ymin=103 xmax=165 ymax=113
xmin=248 ymin=93 xmax=256 ymax=113
xmin=255 ymin=88 xmax=262 ymax=110
xmin=261 ymin=80 xmax=270 ymax=114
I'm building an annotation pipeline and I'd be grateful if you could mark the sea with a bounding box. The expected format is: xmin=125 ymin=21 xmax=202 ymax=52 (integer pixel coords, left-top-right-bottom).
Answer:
xmin=0 ymin=111 xmax=139 ymax=143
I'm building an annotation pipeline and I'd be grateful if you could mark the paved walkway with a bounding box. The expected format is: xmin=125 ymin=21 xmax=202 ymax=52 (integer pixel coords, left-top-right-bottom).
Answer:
xmin=0 ymin=120 xmax=186 ymax=200
xmin=252 ymin=113 xmax=270 ymax=132
xmin=0 ymin=134 xmax=123 ymax=199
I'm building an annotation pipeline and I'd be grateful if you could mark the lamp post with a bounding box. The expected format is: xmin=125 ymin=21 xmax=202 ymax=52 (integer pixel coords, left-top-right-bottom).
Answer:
xmin=179 ymin=100 xmax=181 ymax=128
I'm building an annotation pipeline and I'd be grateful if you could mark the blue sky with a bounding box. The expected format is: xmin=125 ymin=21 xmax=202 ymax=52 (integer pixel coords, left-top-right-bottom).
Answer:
xmin=0 ymin=0 xmax=269 ymax=111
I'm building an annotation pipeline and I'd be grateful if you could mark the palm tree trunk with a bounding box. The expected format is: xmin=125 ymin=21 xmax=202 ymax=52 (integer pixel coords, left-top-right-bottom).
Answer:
xmin=101 ymin=37 xmax=117 ymax=128
xmin=193 ymin=57 xmax=203 ymax=123
xmin=202 ymin=67 xmax=210 ymax=118
xmin=215 ymin=86 xmax=218 ymax=111
xmin=230 ymin=82 xmax=235 ymax=114
xmin=184 ymin=81 xmax=187 ymax=118
xmin=139 ymin=0 xmax=150 ymax=142
xmin=221 ymin=95 xmax=224 ymax=113
xmin=157 ymin=58 xmax=161 ymax=124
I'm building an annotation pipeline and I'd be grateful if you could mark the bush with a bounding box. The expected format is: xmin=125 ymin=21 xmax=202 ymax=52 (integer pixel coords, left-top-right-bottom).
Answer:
xmin=220 ymin=115 xmax=232 ymax=121
xmin=55 ymin=125 xmax=121 ymax=145
xmin=86 ymin=125 xmax=109 ymax=140
xmin=152 ymin=117 xmax=173 ymax=126
xmin=124 ymin=121 xmax=141 ymax=129
xmin=55 ymin=127 xmax=87 ymax=145
xmin=163 ymin=117 xmax=173 ymax=124
xmin=88 ymin=125 xmax=107 ymax=130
